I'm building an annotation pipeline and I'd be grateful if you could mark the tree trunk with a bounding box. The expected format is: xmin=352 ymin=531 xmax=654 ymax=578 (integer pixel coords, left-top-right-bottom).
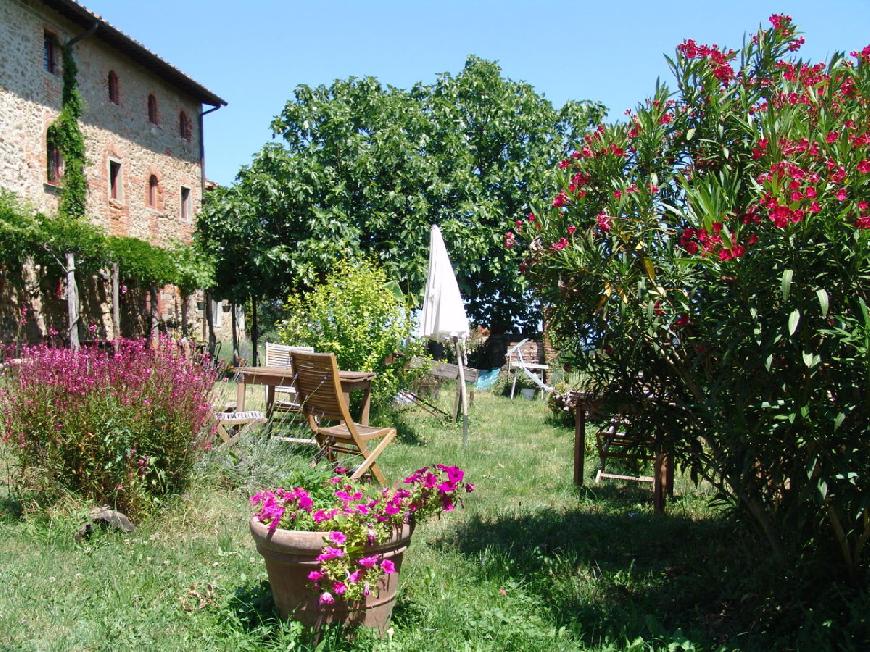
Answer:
xmin=251 ymin=297 xmax=258 ymax=367
xmin=231 ymin=301 xmax=240 ymax=366
xmin=180 ymin=290 xmax=190 ymax=338
xmin=66 ymin=252 xmax=79 ymax=350
xmin=204 ymin=291 xmax=216 ymax=355
xmin=149 ymin=285 xmax=159 ymax=349
xmin=111 ymin=262 xmax=120 ymax=351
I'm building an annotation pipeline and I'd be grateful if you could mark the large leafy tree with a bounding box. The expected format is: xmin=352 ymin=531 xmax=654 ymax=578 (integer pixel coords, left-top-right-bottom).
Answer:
xmin=198 ymin=57 xmax=604 ymax=331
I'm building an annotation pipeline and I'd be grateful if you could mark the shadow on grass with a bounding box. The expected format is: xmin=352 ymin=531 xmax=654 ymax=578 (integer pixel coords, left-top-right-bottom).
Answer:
xmin=440 ymin=503 xmax=757 ymax=648
xmin=225 ymin=579 xmax=279 ymax=633
xmin=0 ymin=495 xmax=23 ymax=522
xmin=439 ymin=495 xmax=869 ymax=651
xmin=386 ymin=408 xmax=432 ymax=447
xmin=222 ymin=579 xmax=377 ymax=650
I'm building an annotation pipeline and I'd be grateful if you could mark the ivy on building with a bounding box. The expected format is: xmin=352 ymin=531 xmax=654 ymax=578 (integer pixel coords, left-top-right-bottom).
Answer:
xmin=47 ymin=44 xmax=87 ymax=219
xmin=1 ymin=42 xmax=214 ymax=329
xmin=0 ymin=191 xmax=213 ymax=292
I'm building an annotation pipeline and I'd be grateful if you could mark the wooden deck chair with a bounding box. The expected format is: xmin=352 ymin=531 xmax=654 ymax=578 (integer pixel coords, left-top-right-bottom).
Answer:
xmin=264 ymin=342 xmax=314 ymax=412
xmin=290 ymin=351 xmax=395 ymax=486
xmin=215 ymin=410 xmax=267 ymax=448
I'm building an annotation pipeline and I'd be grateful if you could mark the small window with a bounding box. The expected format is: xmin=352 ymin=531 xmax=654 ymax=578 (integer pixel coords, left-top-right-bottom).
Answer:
xmin=107 ymin=70 xmax=119 ymax=104
xmin=179 ymin=111 xmax=192 ymax=141
xmin=147 ymin=93 xmax=158 ymax=124
xmin=47 ymin=141 xmax=63 ymax=183
xmin=43 ymin=31 xmax=58 ymax=74
xmin=180 ymin=186 xmax=191 ymax=222
xmin=148 ymin=174 xmax=159 ymax=207
xmin=109 ymin=160 xmax=122 ymax=201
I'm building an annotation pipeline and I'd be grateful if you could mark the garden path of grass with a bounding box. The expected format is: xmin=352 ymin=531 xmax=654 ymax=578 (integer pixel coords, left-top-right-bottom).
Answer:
xmin=0 ymin=391 xmax=821 ymax=651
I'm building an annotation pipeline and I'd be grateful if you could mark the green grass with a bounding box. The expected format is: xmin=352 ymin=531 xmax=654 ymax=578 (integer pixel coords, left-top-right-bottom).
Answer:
xmin=0 ymin=391 xmax=865 ymax=651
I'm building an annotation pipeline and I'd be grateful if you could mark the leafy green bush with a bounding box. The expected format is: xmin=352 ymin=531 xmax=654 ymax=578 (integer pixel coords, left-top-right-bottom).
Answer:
xmin=517 ymin=16 xmax=869 ymax=580
xmin=277 ymin=259 xmax=426 ymax=410
xmin=0 ymin=338 xmax=218 ymax=516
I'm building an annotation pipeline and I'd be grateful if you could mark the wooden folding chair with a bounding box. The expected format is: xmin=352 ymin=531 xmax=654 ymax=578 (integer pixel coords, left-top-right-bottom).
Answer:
xmin=290 ymin=351 xmax=395 ymax=486
xmin=264 ymin=342 xmax=315 ymax=412
xmin=215 ymin=410 xmax=267 ymax=448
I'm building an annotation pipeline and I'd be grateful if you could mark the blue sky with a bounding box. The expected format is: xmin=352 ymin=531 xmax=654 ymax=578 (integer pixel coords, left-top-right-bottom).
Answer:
xmin=83 ymin=1 xmax=870 ymax=186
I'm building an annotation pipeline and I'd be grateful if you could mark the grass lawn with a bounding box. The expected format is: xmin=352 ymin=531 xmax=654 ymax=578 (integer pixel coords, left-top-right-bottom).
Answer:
xmin=0 ymin=389 xmax=863 ymax=651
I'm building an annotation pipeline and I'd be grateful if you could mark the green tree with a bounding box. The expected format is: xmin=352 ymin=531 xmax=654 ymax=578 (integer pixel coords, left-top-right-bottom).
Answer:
xmin=198 ymin=57 xmax=604 ymax=332
xmin=277 ymin=259 xmax=425 ymax=410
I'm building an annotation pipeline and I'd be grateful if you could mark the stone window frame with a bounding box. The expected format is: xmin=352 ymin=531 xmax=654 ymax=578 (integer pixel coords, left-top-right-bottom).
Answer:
xmin=147 ymin=174 xmax=160 ymax=209
xmin=179 ymin=110 xmax=192 ymax=141
xmin=180 ymin=185 xmax=191 ymax=223
xmin=147 ymin=93 xmax=159 ymax=125
xmin=108 ymin=70 xmax=120 ymax=104
xmin=46 ymin=137 xmax=63 ymax=185
xmin=108 ymin=158 xmax=124 ymax=205
xmin=43 ymin=30 xmax=60 ymax=75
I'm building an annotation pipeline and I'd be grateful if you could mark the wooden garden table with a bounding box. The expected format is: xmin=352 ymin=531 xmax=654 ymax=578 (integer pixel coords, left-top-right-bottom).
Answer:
xmin=233 ymin=366 xmax=376 ymax=425
xmin=571 ymin=392 xmax=673 ymax=513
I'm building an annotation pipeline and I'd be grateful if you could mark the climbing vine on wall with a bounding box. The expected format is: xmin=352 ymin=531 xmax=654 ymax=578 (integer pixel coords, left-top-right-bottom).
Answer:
xmin=47 ymin=44 xmax=87 ymax=219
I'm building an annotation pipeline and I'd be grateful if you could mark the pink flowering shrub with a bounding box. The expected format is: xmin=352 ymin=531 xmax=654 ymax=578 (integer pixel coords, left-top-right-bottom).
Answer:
xmin=252 ymin=464 xmax=472 ymax=605
xmin=0 ymin=338 xmax=218 ymax=515
xmin=514 ymin=17 xmax=868 ymax=580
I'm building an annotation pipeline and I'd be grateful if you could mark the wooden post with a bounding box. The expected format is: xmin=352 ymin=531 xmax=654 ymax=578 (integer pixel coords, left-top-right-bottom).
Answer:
xmin=573 ymin=395 xmax=585 ymax=486
xmin=653 ymin=451 xmax=670 ymax=513
xmin=65 ymin=252 xmax=80 ymax=350
xmin=111 ymin=262 xmax=120 ymax=350
xmin=149 ymin=285 xmax=159 ymax=349
xmin=250 ymin=297 xmax=258 ymax=367
xmin=231 ymin=301 xmax=240 ymax=366
xmin=453 ymin=337 xmax=469 ymax=448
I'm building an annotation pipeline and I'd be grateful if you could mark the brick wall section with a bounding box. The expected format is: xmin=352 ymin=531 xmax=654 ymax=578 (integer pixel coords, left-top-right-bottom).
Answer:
xmin=542 ymin=319 xmax=558 ymax=376
xmin=506 ymin=339 xmax=544 ymax=364
xmin=0 ymin=0 xmax=229 ymax=341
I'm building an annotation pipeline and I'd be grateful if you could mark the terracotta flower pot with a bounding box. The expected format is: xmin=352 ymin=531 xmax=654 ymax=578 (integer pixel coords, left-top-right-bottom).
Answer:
xmin=249 ymin=516 xmax=413 ymax=630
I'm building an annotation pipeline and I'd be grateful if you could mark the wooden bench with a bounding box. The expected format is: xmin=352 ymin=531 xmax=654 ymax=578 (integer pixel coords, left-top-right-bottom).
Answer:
xmin=215 ymin=410 xmax=267 ymax=448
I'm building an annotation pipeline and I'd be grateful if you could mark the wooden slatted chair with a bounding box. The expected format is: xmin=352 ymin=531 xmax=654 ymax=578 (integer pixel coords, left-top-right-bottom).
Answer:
xmin=264 ymin=342 xmax=314 ymax=412
xmin=215 ymin=410 xmax=267 ymax=448
xmin=594 ymin=415 xmax=655 ymax=484
xmin=290 ymin=350 xmax=395 ymax=486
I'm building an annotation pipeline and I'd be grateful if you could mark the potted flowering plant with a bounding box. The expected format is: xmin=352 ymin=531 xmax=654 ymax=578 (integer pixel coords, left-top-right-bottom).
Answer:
xmin=249 ymin=464 xmax=472 ymax=630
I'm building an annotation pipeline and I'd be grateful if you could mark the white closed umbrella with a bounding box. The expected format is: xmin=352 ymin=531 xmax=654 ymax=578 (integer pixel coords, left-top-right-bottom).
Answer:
xmin=419 ymin=225 xmax=471 ymax=446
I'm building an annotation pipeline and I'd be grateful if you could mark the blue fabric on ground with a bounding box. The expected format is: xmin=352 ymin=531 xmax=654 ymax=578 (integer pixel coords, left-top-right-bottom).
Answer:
xmin=475 ymin=368 xmax=501 ymax=390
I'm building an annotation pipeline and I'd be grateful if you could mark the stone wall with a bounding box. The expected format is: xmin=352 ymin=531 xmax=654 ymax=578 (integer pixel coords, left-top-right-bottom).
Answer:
xmin=0 ymin=0 xmax=232 ymax=342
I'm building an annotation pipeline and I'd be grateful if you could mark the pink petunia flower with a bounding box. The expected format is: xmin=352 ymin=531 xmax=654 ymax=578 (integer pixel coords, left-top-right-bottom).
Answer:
xmin=358 ymin=555 xmax=379 ymax=569
xmin=327 ymin=530 xmax=347 ymax=545
xmin=319 ymin=592 xmax=334 ymax=605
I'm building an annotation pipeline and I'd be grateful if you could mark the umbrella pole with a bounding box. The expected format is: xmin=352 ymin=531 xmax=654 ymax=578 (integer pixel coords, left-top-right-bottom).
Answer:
xmin=454 ymin=336 xmax=469 ymax=448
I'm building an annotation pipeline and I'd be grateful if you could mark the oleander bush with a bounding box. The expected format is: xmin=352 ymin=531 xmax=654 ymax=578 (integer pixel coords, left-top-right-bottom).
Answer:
xmin=0 ymin=338 xmax=218 ymax=516
xmin=514 ymin=16 xmax=869 ymax=581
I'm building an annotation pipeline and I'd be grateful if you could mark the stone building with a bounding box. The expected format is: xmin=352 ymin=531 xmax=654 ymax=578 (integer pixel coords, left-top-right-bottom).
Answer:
xmin=0 ymin=0 xmax=234 ymax=342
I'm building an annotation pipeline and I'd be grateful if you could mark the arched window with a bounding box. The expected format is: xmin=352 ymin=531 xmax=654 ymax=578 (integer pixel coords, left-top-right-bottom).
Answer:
xmin=178 ymin=111 xmax=192 ymax=141
xmin=147 ymin=93 xmax=158 ymax=124
xmin=148 ymin=174 xmax=159 ymax=207
xmin=107 ymin=70 xmax=119 ymax=104
xmin=47 ymin=140 xmax=62 ymax=184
